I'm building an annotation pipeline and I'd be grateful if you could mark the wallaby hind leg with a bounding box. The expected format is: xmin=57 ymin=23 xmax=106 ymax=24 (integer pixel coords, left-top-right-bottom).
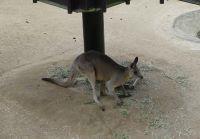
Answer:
xmin=80 ymin=64 xmax=105 ymax=111
xmin=89 ymin=76 xmax=105 ymax=111
xmin=96 ymin=83 xmax=101 ymax=100
xmin=106 ymin=81 xmax=123 ymax=106
xmin=100 ymin=82 xmax=107 ymax=96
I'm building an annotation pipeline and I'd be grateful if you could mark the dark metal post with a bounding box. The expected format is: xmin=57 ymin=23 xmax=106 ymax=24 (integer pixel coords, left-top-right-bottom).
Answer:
xmin=160 ymin=0 xmax=164 ymax=4
xmin=82 ymin=11 xmax=105 ymax=54
xmin=82 ymin=11 xmax=106 ymax=94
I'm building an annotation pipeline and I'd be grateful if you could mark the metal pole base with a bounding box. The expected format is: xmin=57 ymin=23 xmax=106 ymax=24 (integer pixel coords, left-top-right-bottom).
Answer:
xmin=82 ymin=11 xmax=105 ymax=54
xmin=160 ymin=0 xmax=164 ymax=4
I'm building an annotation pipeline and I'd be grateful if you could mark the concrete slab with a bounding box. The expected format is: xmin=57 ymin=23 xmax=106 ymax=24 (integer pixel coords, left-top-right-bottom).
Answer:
xmin=1 ymin=0 xmax=200 ymax=138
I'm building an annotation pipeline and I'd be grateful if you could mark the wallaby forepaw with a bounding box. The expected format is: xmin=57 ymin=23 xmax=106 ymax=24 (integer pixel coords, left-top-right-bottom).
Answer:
xmin=42 ymin=77 xmax=52 ymax=81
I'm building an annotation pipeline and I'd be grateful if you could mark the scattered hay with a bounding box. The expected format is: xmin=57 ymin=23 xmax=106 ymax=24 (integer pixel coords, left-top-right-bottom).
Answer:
xmin=47 ymin=66 xmax=70 ymax=79
xmin=161 ymin=70 xmax=190 ymax=88
xmin=113 ymin=132 xmax=129 ymax=139
xmin=119 ymin=95 xmax=169 ymax=131
xmin=46 ymin=61 xmax=187 ymax=131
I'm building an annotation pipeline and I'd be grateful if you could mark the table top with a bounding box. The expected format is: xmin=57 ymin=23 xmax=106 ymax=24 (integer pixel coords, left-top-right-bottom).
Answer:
xmin=35 ymin=0 xmax=130 ymax=13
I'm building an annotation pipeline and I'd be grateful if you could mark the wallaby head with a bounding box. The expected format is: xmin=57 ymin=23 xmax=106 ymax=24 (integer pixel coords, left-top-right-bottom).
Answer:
xmin=129 ymin=57 xmax=143 ymax=79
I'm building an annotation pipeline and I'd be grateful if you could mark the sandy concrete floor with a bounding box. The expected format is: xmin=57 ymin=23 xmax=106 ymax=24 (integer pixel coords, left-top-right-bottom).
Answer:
xmin=0 ymin=0 xmax=200 ymax=138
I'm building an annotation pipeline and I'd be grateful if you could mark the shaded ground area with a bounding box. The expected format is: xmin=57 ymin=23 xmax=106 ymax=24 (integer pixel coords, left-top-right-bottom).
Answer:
xmin=0 ymin=0 xmax=200 ymax=138
xmin=1 ymin=56 xmax=199 ymax=138
xmin=0 ymin=58 xmax=190 ymax=138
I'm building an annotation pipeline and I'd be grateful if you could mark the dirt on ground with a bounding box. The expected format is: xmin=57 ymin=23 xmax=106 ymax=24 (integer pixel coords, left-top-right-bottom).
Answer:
xmin=0 ymin=0 xmax=200 ymax=139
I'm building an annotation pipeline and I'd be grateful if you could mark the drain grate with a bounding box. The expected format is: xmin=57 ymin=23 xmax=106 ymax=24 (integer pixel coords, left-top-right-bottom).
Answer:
xmin=180 ymin=0 xmax=200 ymax=5
xmin=197 ymin=31 xmax=200 ymax=39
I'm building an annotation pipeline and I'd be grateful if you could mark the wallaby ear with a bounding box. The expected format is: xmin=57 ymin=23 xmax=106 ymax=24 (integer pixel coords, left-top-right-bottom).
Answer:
xmin=131 ymin=57 xmax=138 ymax=68
xmin=133 ymin=57 xmax=138 ymax=64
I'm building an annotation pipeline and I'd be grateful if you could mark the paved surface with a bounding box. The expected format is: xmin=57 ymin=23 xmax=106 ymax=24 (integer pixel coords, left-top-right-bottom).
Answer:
xmin=0 ymin=0 xmax=200 ymax=138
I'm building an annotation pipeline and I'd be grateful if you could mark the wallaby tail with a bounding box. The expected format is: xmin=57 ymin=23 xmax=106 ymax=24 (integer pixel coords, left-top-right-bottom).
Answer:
xmin=42 ymin=63 xmax=78 ymax=88
xmin=42 ymin=77 xmax=73 ymax=88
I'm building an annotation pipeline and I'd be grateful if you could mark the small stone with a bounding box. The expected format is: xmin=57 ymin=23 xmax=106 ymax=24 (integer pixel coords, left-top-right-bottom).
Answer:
xmin=73 ymin=37 xmax=77 ymax=42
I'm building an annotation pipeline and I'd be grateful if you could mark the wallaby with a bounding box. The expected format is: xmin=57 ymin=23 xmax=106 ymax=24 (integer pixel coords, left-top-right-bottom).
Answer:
xmin=42 ymin=51 xmax=143 ymax=111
